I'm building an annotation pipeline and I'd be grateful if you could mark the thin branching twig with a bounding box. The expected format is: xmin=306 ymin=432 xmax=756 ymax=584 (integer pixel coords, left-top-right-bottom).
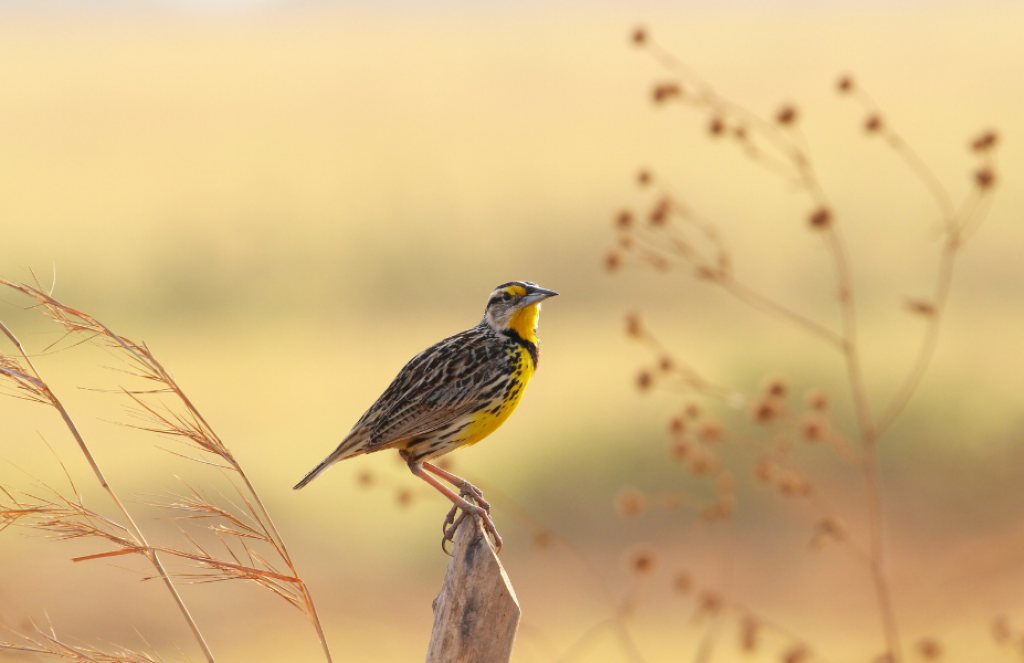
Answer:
xmin=609 ymin=27 xmax=999 ymax=662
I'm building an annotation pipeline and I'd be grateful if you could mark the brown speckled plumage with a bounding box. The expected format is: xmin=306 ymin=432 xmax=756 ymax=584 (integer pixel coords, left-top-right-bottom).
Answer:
xmin=293 ymin=281 xmax=557 ymax=490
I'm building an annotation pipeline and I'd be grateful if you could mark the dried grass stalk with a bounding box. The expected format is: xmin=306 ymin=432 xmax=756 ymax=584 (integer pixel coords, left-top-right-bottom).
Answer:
xmin=0 ymin=279 xmax=333 ymax=662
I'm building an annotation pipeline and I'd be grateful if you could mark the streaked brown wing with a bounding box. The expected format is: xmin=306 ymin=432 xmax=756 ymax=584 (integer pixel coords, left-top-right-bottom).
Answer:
xmin=361 ymin=326 xmax=509 ymax=450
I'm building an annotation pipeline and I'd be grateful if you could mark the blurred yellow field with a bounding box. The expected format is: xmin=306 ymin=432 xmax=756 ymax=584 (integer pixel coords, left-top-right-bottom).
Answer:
xmin=1 ymin=2 xmax=1022 ymax=661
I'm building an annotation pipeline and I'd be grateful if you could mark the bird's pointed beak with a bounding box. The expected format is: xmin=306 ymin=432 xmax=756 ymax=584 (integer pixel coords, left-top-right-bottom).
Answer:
xmin=520 ymin=286 xmax=559 ymax=307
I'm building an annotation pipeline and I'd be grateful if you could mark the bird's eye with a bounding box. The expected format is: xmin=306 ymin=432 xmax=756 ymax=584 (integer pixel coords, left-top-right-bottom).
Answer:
xmin=501 ymin=292 xmax=512 ymax=301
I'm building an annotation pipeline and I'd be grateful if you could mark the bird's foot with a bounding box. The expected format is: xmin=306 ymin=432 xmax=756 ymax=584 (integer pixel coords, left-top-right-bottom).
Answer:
xmin=441 ymin=498 xmax=502 ymax=555
xmin=440 ymin=483 xmax=492 ymax=539
xmin=455 ymin=481 xmax=491 ymax=514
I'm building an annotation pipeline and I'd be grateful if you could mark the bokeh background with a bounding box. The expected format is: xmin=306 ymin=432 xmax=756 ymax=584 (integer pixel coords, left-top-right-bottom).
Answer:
xmin=1 ymin=0 xmax=1022 ymax=661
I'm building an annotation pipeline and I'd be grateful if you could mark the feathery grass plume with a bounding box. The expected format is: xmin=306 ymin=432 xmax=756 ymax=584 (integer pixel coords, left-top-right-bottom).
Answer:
xmin=0 ymin=279 xmax=333 ymax=662
xmin=0 ymin=486 xmax=139 ymax=555
xmin=0 ymin=302 xmax=215 ymax=662
xmin=0 ymin=625 xmax=159 ymax=663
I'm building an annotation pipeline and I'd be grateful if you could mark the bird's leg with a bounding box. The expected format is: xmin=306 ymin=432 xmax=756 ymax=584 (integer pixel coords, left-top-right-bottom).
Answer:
xmin=422 ymin=462 xmax=492 ymax=513
xmin=406 ymin=461 xmax=502 ymax=554
xmin=422 ymin=462 xmax=496 ymax=550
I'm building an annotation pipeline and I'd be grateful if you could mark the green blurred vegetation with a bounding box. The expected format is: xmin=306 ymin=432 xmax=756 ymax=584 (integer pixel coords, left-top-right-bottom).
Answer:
xmin=1 ymin=2 xmax=1023 ymax=662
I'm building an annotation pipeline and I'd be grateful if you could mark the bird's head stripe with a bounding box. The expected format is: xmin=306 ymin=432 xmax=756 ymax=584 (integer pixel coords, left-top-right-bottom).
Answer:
xmin=486 ymin=284 xmax=528 ymax=309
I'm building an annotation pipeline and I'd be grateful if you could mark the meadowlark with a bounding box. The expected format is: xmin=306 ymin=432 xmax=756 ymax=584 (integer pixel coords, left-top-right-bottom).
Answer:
xmin=293 ymin=281 xmax=558 ymax=552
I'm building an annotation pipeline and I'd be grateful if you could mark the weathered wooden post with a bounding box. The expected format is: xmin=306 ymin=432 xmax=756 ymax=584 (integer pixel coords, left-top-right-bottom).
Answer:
xmin=425 ymin=516 xmax=521 ymax=663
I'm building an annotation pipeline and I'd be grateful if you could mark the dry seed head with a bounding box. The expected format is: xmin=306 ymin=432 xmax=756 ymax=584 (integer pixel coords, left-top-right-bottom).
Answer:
xmin=650 ymin=197 xmax=670 ymax=225
xmin=776 ymin=105 xmax=798 ymax=125
xmin=751 ymin=397 xmax=774 ymax=424
xmin=975 ymin=167 xmax=996 ymax=189
xmin=708 ymin=116 xmax=725 ymax=136
xmin=616 ymin=209 xmax=634 ymax=229
xmin=396 ymin=488 xmax=414 ymax=507
xmin=803 ymin=388 xmax=830 ymax=412
xmin=604 ymin=250 xmax=622 ymax=272
xmin=618 ymin=235 xmax=634 ymax=249
xmin=615 ymin=486 xmax=647 ymax=518
xmin=810 ymin=516 xmax=847 ymax=550
xmin=684 ymin=401 xmax=702 ymax=419
xmin=778 ymin=473 xmax=812 ymax=498
xmin=992 ymin=616 xmax=1011 ymax=644
xmin=817 ymin=516 xmax=845 ymax=539
xmin=637 ymin=169 xmax=652 ymax=186
xmin=672 ymin=571 xmax=693 ymax=595
xmin=761 ymin=375 xmax=789 ymax=398
xmin=631 ymin=26 xmax=647 ymax=46
xmin=695 ymin=264 xmax=719 ymax=280
xmin=623 ymin=543 xmax=660 ymax=577
xmin=971 ymin=130 xmax=998 ymax=152
xmin=754 ymin=457 xmax=775 ymax=483
xmin=690 ymin=453 xmax=719 ymax=476
xmin=637 ymin=370 xmax=654 ymax=392
xmin=782 ymin=644 xmax=811 ymax=663
xmin=357 ymin=470 xmax=374 ymax=487
xmin=670 ymin=438 xmax=692 ymax=462
xmin=533 ymin=530 xmax=553 ymax=551
xmin=698 ymin=590 xmax=722 ymax=614
xmin=837 ymin=74 xmax=854 ymax=93
xmin=865 ymin=114 xmax=883 ymax=133
xmin=916 ymin=638 xmax=942 ymax=660
xmin=625 ymin=312 xmax=643 ymax=338
xmin=809 ymin=206 xmax=832 ymax=229
xmin=436 ymin=457 xmax=454 ymax=471
xmin=652 ymin=82 xmax=682 ymax=104
xmin=659 ymin=356 xmax=674 ymax=371
xmin=740 ymin=615 xmax=760 ymax=653
xmin=669 ymin=416 xmax=686 ymax=434
xmin=751 ymin=395 xmax=786 ymax=425
xmin=905 ymin=298 xmax=937 ymax=316
xmin=799 ymin=412 xmax=829 ymax=443
xmin=697 ymin=418 xmax=724 ymax=443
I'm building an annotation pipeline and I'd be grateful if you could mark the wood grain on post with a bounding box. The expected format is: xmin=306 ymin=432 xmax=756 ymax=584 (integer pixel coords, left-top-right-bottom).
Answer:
xmin=425 ymin=516 xmax=521 ymax=663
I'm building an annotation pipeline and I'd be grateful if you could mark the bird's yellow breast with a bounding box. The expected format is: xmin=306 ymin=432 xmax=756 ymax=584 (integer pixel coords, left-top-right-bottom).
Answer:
xmin=459 ymin=344 xmax=535 ymax=447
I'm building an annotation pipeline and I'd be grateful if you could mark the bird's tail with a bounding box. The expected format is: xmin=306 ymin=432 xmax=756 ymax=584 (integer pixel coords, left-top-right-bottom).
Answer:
xmin=292 ymin=436 xmax=365 ymax=490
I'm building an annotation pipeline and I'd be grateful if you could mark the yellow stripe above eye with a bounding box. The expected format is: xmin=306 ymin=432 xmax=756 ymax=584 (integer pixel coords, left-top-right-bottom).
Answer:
xmin=504 ymin=285 xmax=526 ymax=297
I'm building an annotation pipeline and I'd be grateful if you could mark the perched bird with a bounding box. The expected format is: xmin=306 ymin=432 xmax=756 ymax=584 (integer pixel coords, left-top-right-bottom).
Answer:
xmin=294 ymin=281 xmax=558 ymax=551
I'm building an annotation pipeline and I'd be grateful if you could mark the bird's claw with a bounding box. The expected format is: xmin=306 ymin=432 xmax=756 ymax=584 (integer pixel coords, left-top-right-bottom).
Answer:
xmin=440 ymin=494 xmax=502 ymax=555
xmin=458 ymin=482 xmax=491 ymax=514
xmin=442 ymin=503 xmax=461 ymax=534
xmin=441 ymin=509 xmax=468 ymax=555
xmin=440 ymin=483 xmax=491 ymax=534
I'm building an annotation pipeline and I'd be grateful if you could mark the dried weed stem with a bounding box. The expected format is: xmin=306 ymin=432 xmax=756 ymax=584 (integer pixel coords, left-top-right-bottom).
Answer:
xmin=0 ymin=314 xmax=215 ymax=663
xmin=0 ymin=279 xmax=333 ymax=662
xmin=614 ymin=28 xmax=999 ymax=662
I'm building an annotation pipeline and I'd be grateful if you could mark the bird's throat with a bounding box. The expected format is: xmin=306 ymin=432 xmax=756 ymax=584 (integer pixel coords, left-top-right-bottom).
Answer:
xmin=506 ymin=303 xmax=541 ymax=346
